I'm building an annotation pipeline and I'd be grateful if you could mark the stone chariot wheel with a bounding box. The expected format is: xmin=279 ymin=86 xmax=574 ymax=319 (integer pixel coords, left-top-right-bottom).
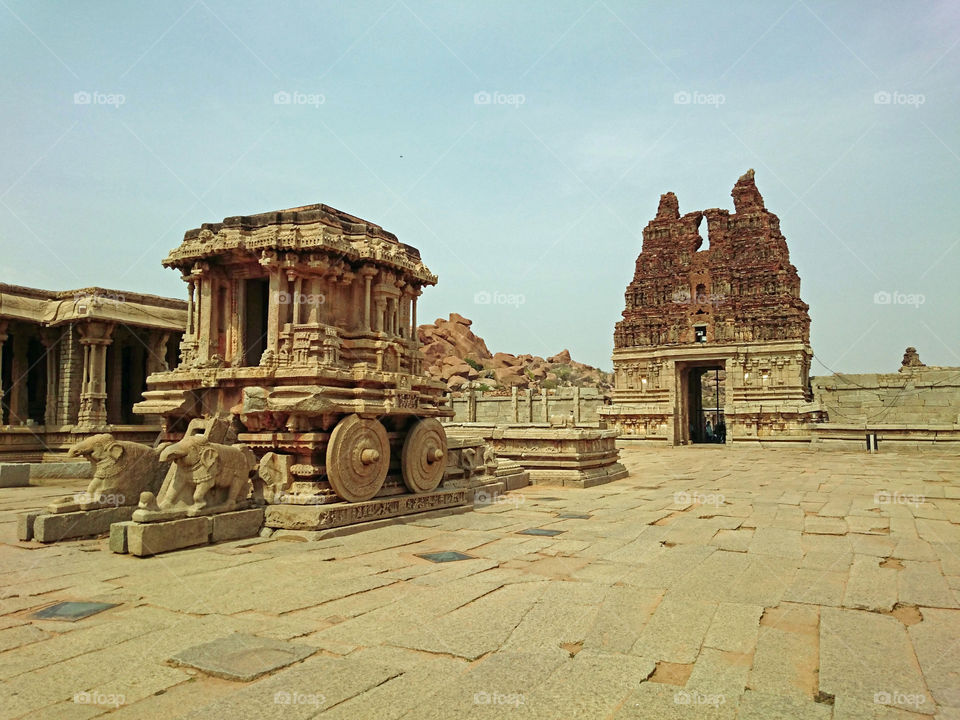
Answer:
xmin=326 ymin=414 xmax=390 ymax=502
xmin=401 ymin=418 xmax=447 ymax=494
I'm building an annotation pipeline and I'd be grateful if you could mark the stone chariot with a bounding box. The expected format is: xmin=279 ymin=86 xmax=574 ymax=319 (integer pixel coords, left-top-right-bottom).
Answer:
xmin=134 ymin=204 xmax=453 ymax=508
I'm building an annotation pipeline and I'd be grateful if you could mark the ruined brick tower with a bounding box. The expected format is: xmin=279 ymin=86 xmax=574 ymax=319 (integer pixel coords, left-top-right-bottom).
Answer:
xmin=600 ymin=170 xmax=822 ymax=444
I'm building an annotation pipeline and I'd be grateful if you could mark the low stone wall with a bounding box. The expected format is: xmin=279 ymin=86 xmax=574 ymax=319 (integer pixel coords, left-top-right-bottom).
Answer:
xmin=811 ymin=424 xmax=960 ymax=453
xmin=448 ymin=387 xmax=607 ymax=425
xmin=811 ymin=369 xmax=960 ymax=426
xmin=445 ymin=423 xmax=627 ymax=488
xmin=0 ymin=425 xmax=162 ymax=462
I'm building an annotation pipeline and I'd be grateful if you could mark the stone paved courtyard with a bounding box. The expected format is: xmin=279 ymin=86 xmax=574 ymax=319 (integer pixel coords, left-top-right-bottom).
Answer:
xmin=1 ymin=447 xmax=959 ymax=719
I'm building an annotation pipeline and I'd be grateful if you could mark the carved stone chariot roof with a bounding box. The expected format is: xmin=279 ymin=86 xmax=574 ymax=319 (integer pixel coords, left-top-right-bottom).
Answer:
xmin=162 ymin=203 xmax=437 ymax=285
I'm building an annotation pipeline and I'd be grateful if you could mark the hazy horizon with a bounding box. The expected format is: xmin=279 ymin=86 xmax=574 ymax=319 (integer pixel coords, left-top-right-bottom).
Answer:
xmin=2 ymin=1 xmax=958 ymax=374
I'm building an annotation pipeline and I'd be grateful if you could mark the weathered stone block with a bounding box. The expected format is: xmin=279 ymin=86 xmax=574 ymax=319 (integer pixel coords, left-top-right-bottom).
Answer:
xmin=126 ymin=516 xmax=212 ymax=557
xmin=211 ymin=508 xmax=265 ymax=542
xmin=34 ymin=506 xmax=135 ymax=543
xmin=0 ymin=464 xmax=30 ymax=488
xmin=16 ymin=511 xmax=42 ymax=541
xmin=110 ymin=521 xmax=133 ymax=553
xmin=168 ymin=633 xmax=315 ymax=681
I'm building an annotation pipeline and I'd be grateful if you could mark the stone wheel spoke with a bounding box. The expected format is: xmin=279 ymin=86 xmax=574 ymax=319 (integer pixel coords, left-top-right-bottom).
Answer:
xmin=401 ymin=418 xmax=447 ymax=493
xmin=326 ymin=414 xmax=389 ymax=502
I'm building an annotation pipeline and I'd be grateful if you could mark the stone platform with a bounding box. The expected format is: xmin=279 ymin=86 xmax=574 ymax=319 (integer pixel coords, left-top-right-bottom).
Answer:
xmin=2 ymin=446 xmax=960 ymax=718
xmin=0 ymin=463 xmax=31 ymax=488
xmin=264 ymin=487 xmax=472 ymax=531
xmin=18 ymin=505 xmax=136 ymax=543
xmin=445 ymin=424 xmax=627 ymax=488
xmin=110 ymin=508 xmax=265 ymax=557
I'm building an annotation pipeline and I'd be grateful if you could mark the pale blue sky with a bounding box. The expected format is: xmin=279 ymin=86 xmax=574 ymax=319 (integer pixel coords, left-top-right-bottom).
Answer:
xmin=1 ymin=1 xmax=957 ymax=372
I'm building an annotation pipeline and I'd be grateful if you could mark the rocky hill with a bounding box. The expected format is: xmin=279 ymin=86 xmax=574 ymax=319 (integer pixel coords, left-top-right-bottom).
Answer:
xmin=417 ymin=313 xmax=611 ymax=392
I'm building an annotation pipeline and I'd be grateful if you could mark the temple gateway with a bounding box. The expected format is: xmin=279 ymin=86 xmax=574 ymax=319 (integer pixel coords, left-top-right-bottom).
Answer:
xmin=600 ymin=171 xmax=823 ymax=444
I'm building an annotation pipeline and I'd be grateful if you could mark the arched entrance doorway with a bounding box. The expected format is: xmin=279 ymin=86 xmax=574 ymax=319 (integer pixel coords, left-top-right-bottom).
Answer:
xmin=675 ymin=360 xmax=727 ymax=445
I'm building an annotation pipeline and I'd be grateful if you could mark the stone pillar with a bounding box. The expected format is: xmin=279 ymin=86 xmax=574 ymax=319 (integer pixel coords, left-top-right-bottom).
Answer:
xmin=233 ymin=280 xmax=246 ymax=366
xmin=666 ymin=360 xmax=679 ymax=446
xmin=186 ymin=277 xmax=195 ymax=335
xmin=266 ymin=269 xmax=282 ymax=356
xmin=57 ymin=324 xmax=83 ymax=425
xmin=385 ymin=298 xmax=394 ymax=336
xmin=526 ymin=388 xmax=534 ymax=422
xmin=723 ymin=358 xmax=735 ymax=444
xmin=468 ymin=385 xmax=477 ymax=423
xmin=40 ymin=329 xmax=59 ymax=427
xmin=306 ymin=276 xmax=321 ymax=325
xmin=292 ymin=275 xmax=303 ymax=325
xmin=108 ymin=335 xmax=123 ymax=424
xmin=360 ymin=267 xmax=375 ymax=331
xmin=77 ymin=321 xmax=114 ymax=428
xmin=375 ymin=299 xmax=386 ymax=334
xmin=224 ymin=277 xmax=234 ymax=360
xmin=147 ymin=331 xmax=171 ymax=375
xmin=8 ymin=332 xmax=28 ymax=425
xmin=195 ymin=264 xmax=212 ymax=364
xmin=511 ymin=386 xmax=519 ymax=422
xmin=573 ymin=385 xmax=581 ymax=424
xmin=411 ymin=289 xmax=420 ymax=344
xmin=128 ymin=341 xmax=145 ymax=422
xmin=540 ymin=388 xmax=548 ymax=423
xmin=0 ymin=320 xmax=7 ymax=424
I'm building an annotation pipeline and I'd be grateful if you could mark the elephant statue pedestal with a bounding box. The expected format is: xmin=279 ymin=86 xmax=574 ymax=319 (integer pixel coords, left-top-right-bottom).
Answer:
xmin=17 ymin=434 xmax=169 ymax=544
xmin=109 ymin=435 xmax=265 ymax=557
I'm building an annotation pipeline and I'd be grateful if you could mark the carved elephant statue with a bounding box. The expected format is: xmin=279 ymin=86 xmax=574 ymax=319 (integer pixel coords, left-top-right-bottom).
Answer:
xmin=156 ymin=435 xmax=256 ymax=515
xmin=66 ymin=433 xmax=164 ymax=508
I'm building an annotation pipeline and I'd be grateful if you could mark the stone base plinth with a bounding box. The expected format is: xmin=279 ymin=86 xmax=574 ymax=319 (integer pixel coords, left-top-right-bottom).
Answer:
xmin=265 ymin=487 xmax=470 ymax=531
xmin=19 ymin=505 xmax=136 ymax=543
xmin=0 ymin=464 xmax=31 ymax=488
xmin=528 ymin=465 xmax=628 ymax=488
xmin=495 ymin=460 xmax=530 ymax=491
xmin=445 ymin=424 xmax=628 ymax=488
xmin=110 ymin=508 xmax=265 ymax=557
